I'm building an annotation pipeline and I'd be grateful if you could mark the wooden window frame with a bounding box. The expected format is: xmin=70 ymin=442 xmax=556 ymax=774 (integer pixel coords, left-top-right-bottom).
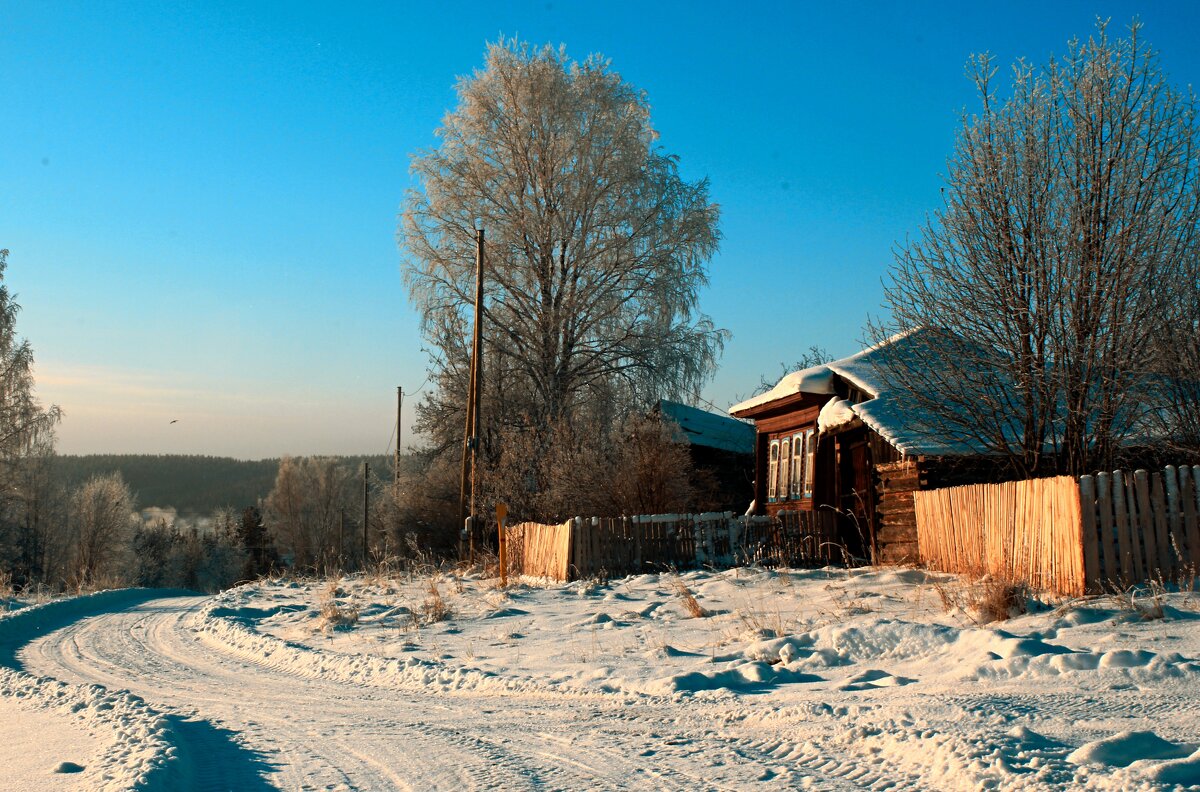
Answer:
xmin=802 ymin=429 xmax=816 ymax=498
xmin=779 ymin=437 xmax=791 ymax=501
xmin=767 ymin=439 xmax=779 ymax=502
xmin=790 ymin=432 xmax=804 ymax=498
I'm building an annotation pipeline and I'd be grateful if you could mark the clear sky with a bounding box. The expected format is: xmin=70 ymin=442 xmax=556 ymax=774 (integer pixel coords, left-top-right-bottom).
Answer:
xmin=3 ymin=0 xmax=1198 ymax=459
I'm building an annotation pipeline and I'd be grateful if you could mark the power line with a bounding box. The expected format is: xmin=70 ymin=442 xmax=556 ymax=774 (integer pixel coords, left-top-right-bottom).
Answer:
xmin=382 ymin=376 xmax=432 ymax=462
xmin=382 ymin=418 xmax=398 ymax=460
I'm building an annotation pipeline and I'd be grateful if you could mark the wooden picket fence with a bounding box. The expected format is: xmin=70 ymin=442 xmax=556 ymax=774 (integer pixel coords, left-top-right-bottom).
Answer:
xmin=504 ymin=520 xmax=574 ymax=581
xmin=914 ymin=476 xmax=1085 ymax=595
xmin=913 ymin=464 xmax=1200 ymax=596
xmin=503 ymin=509 xmax=841 ymax=582
xmin=1078 ymin=465 xmax=1200 ymax=589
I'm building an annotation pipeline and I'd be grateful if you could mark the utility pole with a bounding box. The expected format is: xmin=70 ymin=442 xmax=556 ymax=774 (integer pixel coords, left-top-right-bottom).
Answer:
xmin=459 ymin=226 xmax=485 ymax=565
xmin=469 ymin=227 xmax=484 ymax=564
xmin=362 ymin=461 xmax=370 ymax=568
xmin=395 ymin=386 xmax=403 ymax=500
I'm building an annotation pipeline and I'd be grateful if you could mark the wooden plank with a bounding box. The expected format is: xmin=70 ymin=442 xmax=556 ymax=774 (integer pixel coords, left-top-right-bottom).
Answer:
xmin=878 ymin=541 xmax=919 ymax=564
xmin=877 ymin=501 xmax=917 ymax=517
xmin=878 ymin=489 xmax=917 ymax=504
xmin=1134 ymin=470 xmax=1159 ymax=578
xmin=1112 ymin=471 xmax=1134 ymax=583
xmin=1066 ymin=475 xmax=1086 ymax=595
xmin=1182 ymin=466 xmax=1200 ymax=566
xmin=1096 ymin=472 xmax=1116 ymax=585
xmin=1079 ymin=476 xmax=1101 ymax=592
xmin=877 ymin=525 xmax=918 ymax=544
xmin=1164 ymin=466 xmax=1185 ymax=566
xmin=1150 ymin=472 xmax=1173 ymax=579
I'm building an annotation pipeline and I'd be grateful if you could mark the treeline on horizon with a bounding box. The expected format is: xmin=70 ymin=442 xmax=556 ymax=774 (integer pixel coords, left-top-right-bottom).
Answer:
xmin=55 ymin=454 xmax=394 ymax=515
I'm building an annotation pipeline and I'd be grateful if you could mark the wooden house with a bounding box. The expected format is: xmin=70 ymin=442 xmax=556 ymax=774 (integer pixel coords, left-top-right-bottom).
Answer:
xmin=729 ymin=331 xmax=984 ymax=564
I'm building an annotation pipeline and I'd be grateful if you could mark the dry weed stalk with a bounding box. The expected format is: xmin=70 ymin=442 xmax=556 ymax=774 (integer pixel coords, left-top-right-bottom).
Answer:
xmin=422 ymin=577 xmax=451 ymax=623
xmin=736 ymin=598 xmax=785 ymax=636
xmin=1108 ymin=579 xmax=1166 ymax=621
xmin=672 ymin=578 xmax=710 ymax=618
xmin=317 ymin=581 xmax=359 ymax=631
xmin=930 ymin=575 xmax=1028 ymax=624
xmin=974 ymin=578 xmax=1029 ymax=623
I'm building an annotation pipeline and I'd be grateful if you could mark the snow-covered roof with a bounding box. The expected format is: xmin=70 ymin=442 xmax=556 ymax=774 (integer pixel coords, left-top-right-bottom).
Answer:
xmin=729 ymin=329 xmax=988 ymax=457
xmin=727 ymin=365 xmax=835 ymax=415
xmin=658 ymin=400 xmax=755 ymax=455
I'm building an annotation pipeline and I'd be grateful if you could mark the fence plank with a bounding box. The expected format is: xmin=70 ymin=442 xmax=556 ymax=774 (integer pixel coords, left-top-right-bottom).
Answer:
xmin=1150 ymin=472 xmax=1173 ymax=579
xmin=1134 ymin=471 xmax=1159 ymax=578
xmin=1113 ymin=471 xmax=1135 ymax=582
xmin=1182 ymin=467 xmax=1200 ymax=566
xmin=1097 ymin=472 xmax=1115 ymax=583
xmin=1165 ymin=467 xmax=1184 ymax=567
xmin=1079 ymin=476 xmax=1100 ymax=591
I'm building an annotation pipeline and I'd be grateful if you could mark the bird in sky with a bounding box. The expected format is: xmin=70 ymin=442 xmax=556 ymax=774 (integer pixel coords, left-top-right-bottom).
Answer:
xmin=169 ymin=419 xmax=178 ymax=424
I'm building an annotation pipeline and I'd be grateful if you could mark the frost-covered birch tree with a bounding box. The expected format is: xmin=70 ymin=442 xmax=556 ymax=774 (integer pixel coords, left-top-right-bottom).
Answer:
xmin=399 ymin=40 xmax=725 ymax=451
xmin=871 ymin=21 xmax=1200 ymax=476
xmin=0 ymin=249 xmax=63 ymax=585
xmin=67 ymin=472 xmax=135 ymax=588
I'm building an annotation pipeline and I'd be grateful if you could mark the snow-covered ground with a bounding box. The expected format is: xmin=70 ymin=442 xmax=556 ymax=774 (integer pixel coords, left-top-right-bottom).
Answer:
xmin=2 ymin=567 xmax=1199 ymax=790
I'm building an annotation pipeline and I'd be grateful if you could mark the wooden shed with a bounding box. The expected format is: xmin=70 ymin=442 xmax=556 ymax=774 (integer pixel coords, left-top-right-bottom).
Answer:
xmin=729 ymin=331 xmax=984 ymax=564
xmin=656 ymin=399 xmax=756 ymax=513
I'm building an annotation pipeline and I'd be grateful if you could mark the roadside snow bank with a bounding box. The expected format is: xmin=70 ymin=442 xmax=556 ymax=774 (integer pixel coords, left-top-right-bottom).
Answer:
xmin=0 ymin=591 xmax=179 ymax=791
xmin=198 ymin=585 xmax=538 ymax=694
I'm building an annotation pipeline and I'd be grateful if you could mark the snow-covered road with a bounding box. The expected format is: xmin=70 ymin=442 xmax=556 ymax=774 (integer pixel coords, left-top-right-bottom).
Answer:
xmin=11 ymin=592 xmax=828 ymax=790
xmin=5 ymin=568 xmax=1200 ymax=791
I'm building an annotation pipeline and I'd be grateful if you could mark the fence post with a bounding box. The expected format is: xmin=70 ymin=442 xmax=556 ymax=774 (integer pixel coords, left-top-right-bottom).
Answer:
xmin=630 ymin=516 xmax=641 ymax=571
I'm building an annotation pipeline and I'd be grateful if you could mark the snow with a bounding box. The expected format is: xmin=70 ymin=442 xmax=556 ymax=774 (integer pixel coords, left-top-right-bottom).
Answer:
xmin=728 ymin=364 xmax=835 ymax=414
xmin=3 ymin=569 xmax=1200 ymax=789
xmin=658 ymin=399 xmax=755 ymax=454
xmin=0 ymin=592 xmax=179 ymax=792
xmin=816 ymin=396 xmax=858 ymax=434
xmin=731 ymin=329 xmax=999 ymax=456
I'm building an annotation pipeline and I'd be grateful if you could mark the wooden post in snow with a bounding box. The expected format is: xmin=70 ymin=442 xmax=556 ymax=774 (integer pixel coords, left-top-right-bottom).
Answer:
xmin=362 ymin=462 xmax=370 ymax=568
xmin=497 ymin=502 xmax=508 ymax=587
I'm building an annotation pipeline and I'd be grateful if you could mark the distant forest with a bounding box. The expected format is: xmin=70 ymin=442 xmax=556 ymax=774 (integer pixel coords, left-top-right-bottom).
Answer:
xmin=55 ymin=455 xmax=393 ymax=515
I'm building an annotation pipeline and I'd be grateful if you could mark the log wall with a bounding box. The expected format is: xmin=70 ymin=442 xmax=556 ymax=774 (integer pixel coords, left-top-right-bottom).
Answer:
xmin=874 ymin=460 xmax=924 ymax=564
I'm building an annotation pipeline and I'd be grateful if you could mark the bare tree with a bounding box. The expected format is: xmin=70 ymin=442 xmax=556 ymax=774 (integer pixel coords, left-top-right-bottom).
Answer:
xmin=68 ymin=472 xmax=135 ymax=588
xmin=0 ymin=249 xmax=63 ymax=586
xmin=0 ymin=250 xmax=61 ymax=460
xmin=400 ymin=40 xmax=725 ymax=451
xmin=871 ymin=21 xmax=1200 ymax=476
xmin=484 ymin=412 xmax=699 ymax=522
xmin=263 ymin=457 xmax=357 ymax=571
xmin=1150 ymin=255 xmax=1200 ymax=460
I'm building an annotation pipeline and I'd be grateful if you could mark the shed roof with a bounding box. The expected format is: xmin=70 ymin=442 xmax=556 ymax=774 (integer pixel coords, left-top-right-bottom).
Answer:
xmin=658 ymin=400 xmax=755 ymax=455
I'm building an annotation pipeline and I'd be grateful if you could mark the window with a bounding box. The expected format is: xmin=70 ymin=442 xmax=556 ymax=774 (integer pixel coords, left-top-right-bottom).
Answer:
xmin=779 ymin=438 xmax=791 ymax=500
xmin=767 ymin=440 xmax=779 ymax=501
xmin=802 ymin=430 xmax=816 ymax=498
xmin=790 ymin=432 xmax=804 ymax=498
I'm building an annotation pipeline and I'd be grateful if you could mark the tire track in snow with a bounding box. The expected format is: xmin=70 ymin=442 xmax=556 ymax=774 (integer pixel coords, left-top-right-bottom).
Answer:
xmin=20 ymin=590 xmax=1076 ymax=791
xmin=17 ymin=593 xmax=792 ymax=790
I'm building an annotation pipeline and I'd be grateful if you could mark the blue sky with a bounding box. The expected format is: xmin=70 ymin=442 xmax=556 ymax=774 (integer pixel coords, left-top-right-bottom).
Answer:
xmin=2 ymin=1 xmax=1198 ymax=459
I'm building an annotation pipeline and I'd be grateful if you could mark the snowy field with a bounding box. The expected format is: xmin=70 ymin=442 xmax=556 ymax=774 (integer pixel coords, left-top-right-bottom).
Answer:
xmin=2 ymin=566 xmax=1199 ymax=790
